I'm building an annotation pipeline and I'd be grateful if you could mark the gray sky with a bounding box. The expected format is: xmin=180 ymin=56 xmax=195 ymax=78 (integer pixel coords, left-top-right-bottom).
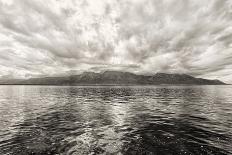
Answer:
xmin=0 ymin=0 xmax=232 ymax=83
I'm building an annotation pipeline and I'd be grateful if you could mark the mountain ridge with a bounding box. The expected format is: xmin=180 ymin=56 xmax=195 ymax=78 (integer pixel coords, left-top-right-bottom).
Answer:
xmin=0 ymin=71 xmax=226 ymax=85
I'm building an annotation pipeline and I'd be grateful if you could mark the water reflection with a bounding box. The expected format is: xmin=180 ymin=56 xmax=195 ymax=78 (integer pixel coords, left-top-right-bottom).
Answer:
xmin=0 ymin=85 xmax=231 ymax=155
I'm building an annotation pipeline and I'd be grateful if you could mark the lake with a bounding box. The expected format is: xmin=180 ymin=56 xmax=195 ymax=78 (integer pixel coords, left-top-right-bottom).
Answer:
xmin=0 ymin=85 xmax=231 ymax=155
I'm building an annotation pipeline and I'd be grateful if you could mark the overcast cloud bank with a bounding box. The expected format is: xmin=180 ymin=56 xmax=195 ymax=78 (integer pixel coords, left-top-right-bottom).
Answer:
xmin=0 ymin=0 xmax=232 ymax=83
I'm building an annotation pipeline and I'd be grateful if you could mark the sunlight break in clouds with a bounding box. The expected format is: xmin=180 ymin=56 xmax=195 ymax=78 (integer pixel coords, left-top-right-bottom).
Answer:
xmin=0 ymin=0 xmax=232 ymax=83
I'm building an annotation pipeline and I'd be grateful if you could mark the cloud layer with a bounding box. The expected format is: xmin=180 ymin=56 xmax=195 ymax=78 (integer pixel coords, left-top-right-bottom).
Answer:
xmin=0 ymin=0 xmax=232 ymax=83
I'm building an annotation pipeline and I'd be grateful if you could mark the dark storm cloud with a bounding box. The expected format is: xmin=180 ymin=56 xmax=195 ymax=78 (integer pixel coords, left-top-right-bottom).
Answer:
xmin=0 ymin=0 xmax=231 ymax=83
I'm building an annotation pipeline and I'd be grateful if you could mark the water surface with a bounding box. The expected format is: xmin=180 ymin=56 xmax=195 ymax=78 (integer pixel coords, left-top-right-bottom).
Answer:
xmin=0 ymin=85 xmax=232 ymax=155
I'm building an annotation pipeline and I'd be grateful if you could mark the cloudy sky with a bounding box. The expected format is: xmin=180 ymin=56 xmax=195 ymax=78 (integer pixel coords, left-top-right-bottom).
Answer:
xmin=0 ymin=0 xmax=232 ymax=83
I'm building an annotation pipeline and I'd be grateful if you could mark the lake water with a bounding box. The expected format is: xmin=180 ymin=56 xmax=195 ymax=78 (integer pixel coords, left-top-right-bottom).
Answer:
xmin=0 ymin=85 xmax=232 ymax=155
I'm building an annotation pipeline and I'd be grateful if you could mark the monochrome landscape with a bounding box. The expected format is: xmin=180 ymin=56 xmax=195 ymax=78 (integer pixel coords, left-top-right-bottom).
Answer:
xmin=0 ymin=0 xmax=232 ymax=155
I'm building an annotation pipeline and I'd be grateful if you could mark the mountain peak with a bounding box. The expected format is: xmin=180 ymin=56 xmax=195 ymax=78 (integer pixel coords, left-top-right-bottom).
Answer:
xmin=103 ymin=70 xmax=130 ymax=74
xmin=0 ymin=71 xmax=226 ymax=85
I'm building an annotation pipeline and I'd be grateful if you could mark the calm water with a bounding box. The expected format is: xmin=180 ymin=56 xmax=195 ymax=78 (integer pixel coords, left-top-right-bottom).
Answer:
xmin=0 ymin=85 xmax=232 ymax=155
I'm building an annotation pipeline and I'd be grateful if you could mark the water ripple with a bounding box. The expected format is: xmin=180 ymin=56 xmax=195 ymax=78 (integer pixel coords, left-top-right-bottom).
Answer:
xmin=0 ymin=85 xmax=231 ymax=155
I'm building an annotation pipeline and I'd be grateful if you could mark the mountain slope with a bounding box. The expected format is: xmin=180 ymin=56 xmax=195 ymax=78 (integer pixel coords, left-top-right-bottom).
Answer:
xmin=0 ymin=71 xmax=226 ymax=85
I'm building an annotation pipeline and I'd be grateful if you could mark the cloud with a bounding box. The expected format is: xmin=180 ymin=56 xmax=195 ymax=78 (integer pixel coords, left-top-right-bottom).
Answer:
xmin=0 ymin=0 xmax=231 ymax=83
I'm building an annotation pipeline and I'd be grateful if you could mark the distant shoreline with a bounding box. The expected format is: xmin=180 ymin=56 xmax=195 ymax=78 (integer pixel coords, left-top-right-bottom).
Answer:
xmin=0 ymin=71 xmax=226 ymax=85
xmin=0 ymin=84 xmax=229 ymax=86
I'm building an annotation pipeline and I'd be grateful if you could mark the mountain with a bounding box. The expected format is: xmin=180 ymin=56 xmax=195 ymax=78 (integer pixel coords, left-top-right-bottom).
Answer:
xmin=0 ymin=71 xmax=226 ymax=85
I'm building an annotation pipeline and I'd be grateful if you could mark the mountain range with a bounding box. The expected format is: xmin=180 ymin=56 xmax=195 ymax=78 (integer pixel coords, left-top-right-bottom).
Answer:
xmin=0 ymin=71 xmax=226 ymax=85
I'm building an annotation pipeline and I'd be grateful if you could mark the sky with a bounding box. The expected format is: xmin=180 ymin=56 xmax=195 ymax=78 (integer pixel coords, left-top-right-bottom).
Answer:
xmin=0 ymin=0 xmax=231 ymax=83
